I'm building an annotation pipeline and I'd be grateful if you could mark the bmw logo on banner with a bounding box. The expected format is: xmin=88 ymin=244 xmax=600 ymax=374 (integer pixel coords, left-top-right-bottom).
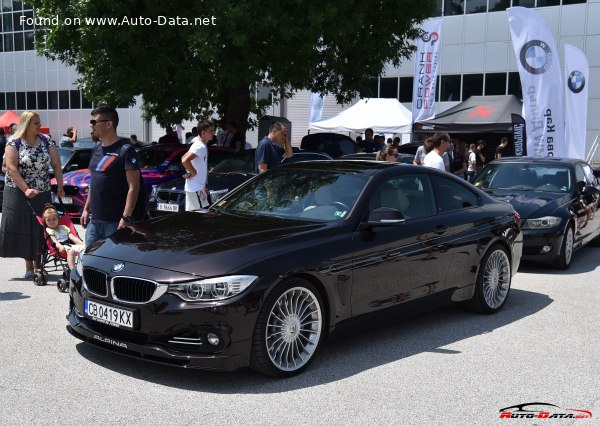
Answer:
xmin=567 ymin=70 xmax=585 ymax=93
xmin=519 ymin=40 xmax=552 ymax=75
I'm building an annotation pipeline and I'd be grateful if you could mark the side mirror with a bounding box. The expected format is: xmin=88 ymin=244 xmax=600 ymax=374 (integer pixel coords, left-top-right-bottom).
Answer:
xmin=360 ymin=207 xmax=406 ymax=230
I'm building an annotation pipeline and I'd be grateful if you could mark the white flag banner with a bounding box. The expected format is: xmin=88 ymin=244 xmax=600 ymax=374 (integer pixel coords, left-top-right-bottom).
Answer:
xmin=412 ymin=19 xmax=443 ymax=124
xmin=564 ymin=44 xmax=588 ymax=160
xmin=507 ymin=7 xmax=565 ymax=158
xmin=308 ymin=92 xmax=324 ymax=123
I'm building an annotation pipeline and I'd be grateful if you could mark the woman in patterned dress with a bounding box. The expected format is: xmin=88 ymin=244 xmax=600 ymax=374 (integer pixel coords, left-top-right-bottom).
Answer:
xmin=0 ymin=111 xmax=64 ymax=279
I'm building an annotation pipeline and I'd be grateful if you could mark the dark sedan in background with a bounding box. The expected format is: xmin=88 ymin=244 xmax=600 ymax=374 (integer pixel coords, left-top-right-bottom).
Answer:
xmin=67 ymin=161 xmax=522 ymax=377
xmin=149 ymin=149 xmax=333 ymax=215
xmin=473 ymin=157 xmax=600 ymax=269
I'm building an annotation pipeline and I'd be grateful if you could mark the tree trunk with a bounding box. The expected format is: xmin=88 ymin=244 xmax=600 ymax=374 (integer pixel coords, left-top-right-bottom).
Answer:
xmin=223 ymin=84 xmax=251 ymax=138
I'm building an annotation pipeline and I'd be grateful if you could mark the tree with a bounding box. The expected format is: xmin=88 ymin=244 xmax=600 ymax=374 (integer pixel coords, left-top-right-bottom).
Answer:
xmin=35 ymin=0 xmax=435 ymax=133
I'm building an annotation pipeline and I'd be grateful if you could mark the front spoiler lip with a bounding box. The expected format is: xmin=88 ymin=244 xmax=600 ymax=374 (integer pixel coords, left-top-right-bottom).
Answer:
xmin=66 ymin=309 xmax=249 ymax=371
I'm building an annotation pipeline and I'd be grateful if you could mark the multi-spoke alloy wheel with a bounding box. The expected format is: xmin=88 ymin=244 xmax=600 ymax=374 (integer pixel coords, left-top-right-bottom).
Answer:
xmin=482 ymin=249 xmax=511 ymax=310
xmin=557 ymin=226 xmax=573 ymax=270
xmin=250 ymin=279 xmax=324 ymax=377
xmin=265 ymin=287 xmax=322 ymax=372
xmin=467 ymin=245 xmax=512 ymax=314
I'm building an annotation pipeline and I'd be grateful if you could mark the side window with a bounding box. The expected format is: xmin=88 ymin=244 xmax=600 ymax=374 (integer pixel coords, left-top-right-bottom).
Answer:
xmin=432 ymin=176 xmax=479 ymax=213
xmin=369 ymin=174 xmax=436 ymax=220
xmin=166 ymin=152 xmax=186 ymax=172
xmin=77 ymin=151 xmax=91 ymax=169
xmin=575 ymin=164 xmax=588 ymax=187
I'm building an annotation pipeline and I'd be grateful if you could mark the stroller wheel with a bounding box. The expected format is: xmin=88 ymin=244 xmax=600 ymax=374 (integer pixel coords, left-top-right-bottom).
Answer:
xmin=57 ymin=279 xmax=69 ymax=293
xmin=33 ymin=271 xmax=47 ymax=286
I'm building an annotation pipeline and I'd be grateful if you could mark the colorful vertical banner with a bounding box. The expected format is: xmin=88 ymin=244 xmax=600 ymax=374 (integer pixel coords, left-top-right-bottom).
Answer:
xmin=412 ymin=19 xmax=443 ymax=124
xmin=511 ymin=114 xmax=527 ymax=156
xmin=564 ymin=44 xmax=588 ymax=160
xmin=507 ymin=7 xmax=565 ymax=158
xmin=308 ymin=92 xmax=324 ymax=124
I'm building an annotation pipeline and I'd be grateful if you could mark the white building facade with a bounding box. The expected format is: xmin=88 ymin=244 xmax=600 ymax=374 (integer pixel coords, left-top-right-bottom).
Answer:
xmin=1 ymin=0 xmax=598 ymax=154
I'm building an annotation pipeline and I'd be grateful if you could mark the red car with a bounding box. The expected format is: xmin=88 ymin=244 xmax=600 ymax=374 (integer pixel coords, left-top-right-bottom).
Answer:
xmin=51 ymin=144 xmax=233 ymax=218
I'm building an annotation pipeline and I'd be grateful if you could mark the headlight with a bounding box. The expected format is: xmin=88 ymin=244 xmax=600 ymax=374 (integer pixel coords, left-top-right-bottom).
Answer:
xmin=523 ymin=216 xmax=562 ymax=229
xmin=168 ymin=275 xmax=257 ymax=301
xmin=75 ymin=253 xmax=84 ymax=276
xmin=149 ymin=185 xmax=158 ymax=202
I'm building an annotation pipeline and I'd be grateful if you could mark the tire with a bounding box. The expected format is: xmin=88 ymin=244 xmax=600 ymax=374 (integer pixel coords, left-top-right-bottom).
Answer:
xmin=466 ymin=244 xmax=512 ymax=314
xmin=57 ymin=279 xmax=68 ymax=293
xmin=556 ymin=225 xmax=574 ymax=270
xmin=250 ymin=278 xmax=325 ymax=378
xmin=33 ymin=272 xmax=47 ymax=286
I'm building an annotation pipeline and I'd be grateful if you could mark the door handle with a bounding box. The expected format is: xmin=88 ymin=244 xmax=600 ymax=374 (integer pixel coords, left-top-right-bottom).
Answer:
xmin=434 ymin=225 xmax=450 ymax=234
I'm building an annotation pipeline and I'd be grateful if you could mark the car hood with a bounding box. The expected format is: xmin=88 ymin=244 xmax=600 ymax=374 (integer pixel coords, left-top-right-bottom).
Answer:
xmin=481 ymin=188 xmax=570 ymax=220
xmin=86 ymin=211 xmax=334 ymax=276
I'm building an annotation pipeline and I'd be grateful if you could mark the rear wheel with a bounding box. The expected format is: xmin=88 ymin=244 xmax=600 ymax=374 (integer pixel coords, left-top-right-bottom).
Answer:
xmin=556 ymin=225 xmax=574 ymax=270
xmin=250 ymin=278 xmax=325 ymax=378
xmin=466 ymin=244 xmax=511 ymax=314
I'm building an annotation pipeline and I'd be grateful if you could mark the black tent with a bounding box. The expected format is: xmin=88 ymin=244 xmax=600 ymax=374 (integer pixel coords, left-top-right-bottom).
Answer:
xmin=413 ymin=95 xmax=523 ymax=134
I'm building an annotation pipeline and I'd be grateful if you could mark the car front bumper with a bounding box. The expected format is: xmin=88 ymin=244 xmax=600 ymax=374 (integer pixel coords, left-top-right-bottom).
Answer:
xmin=520 ymin=227 xmax=564 ymax=263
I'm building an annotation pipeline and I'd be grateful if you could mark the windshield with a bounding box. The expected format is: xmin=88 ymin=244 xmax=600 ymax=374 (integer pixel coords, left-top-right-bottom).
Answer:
xmin=211 ymin=151 xmax=255 ymax=173
xmin=137 ymin=150 xmax=173 ymax=170
xmin=474 ymin=163 xmax=571 ymax=192
xmin=57 ymin=148 xmax=73 ymax=168
xmin=213 ymin=168 xmax=368 ymax=221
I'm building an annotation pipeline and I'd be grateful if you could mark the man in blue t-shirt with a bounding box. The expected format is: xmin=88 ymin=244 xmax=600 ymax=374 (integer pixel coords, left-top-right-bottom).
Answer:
xmin=255 ymin=122 xmax=293 ymax=173
xmin=81 ymin=106 xmax=141 ymax=246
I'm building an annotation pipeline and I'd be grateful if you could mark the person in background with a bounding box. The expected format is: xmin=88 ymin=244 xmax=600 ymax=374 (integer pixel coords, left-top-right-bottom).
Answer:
xmin=255 ymin=122 xmax=292 ymax=173
xmin=467 ymin=144 xmax=478 ymax=182
xmin=227 ymin=121 xmax=246 ymax=152
xmin=475 ymin=140 xmax=487 ymax=170
xmin=158 ymin=127 xmax=179 ymax=144
xmin=376 ymin=145 xmax=399 ymax=162
xmin=9 ymin=123 xmax=17 ymax=135
xmin=450 ymin=140 xmax=467 ymax=179
xmin=82 ymin=105 xmax=141 ymax=246
xmin=413 ymin=137 xmax=434 ymax=165
xmin=0 ymin=128 xmax=6 ymax=168
xmin=375 ymin=134 xmax=386 ymax=152
xmin=392 ymin=137 xmax=401 ymax=149
xmin=182 ymin=119 xmax=213 ymax=211
xmin=361 ymin=128 xmax=377 ymax=153
xmin=130 ymin=134 xmax=139 ymax=146
xmin=423 ymin=132 xmax=451 ymax=171
xmin=0 ymin=110 xmax=64 ymax=279
xmin=60 ymin=127 xmax=77 ymax=147
xmin=495 ymin=137 xmax=509 ymax=159
xmin=186 ymin=126 xmax=199 ymax=144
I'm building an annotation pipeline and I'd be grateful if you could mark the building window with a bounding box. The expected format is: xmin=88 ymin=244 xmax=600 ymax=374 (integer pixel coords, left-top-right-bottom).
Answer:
xmin=444 ymin=0 xmax=464 ymax=15
xmin=70 ymin=90 xmax=81 ymax=109
xmin=508 ymin=72 xmax=522 ymax=99
xmin=399 ymin=77 xmax=413 ymax=103
xmin=485 ymin=73 xmax=507 ymax=96
xmin=462 ymin=74 xmax=483 ymax=100
xmin=512 ymin=0 xmax=535 ymax=7
xmin=2 ymin=0 xmax=13 ymax=12
xmin=562 ymin=0 xmax=586 ymax=4
xmin=48 ymin=91 xmax=59 ymax=109
xmin=465 ymin=0 xmax=487 ymax=14
xmin=441 ymin=75 xmax=461 ymax=102
xmin=37 ymin=91 xmax=47 ymax=109
xmin=0 ymin=93 xmax=5 ymax=110
xmin=431 ymin=0 xmax=443 ymax=16
xmin=59 ymin=90 xmax=69 ymax=109
xmin=360 ymin=79 xmax=379 ymax=98
xmin=380 ymin=77 xmax=398 ymax=99
xmin=82 ymin=93 xmax=93 ymax=109
xmin=26 ymin=91 xmax=36 ymax=109
xmin=537 ymin=0 xmax=560 ymax=6
xmin=6 ymin=92 xmax=16 ymax=109
xmin=489 ymin=0 xmax=511 ymax=11
xmin=3 ymin=33 xmax=13 ymax=51
xmin=16 ymin=91 xmax=26 ymax=109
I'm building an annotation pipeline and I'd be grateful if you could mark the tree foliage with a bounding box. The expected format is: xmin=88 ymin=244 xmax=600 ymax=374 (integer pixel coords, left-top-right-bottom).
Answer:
xmin=35 ymin=0 xmax=435 ymax=131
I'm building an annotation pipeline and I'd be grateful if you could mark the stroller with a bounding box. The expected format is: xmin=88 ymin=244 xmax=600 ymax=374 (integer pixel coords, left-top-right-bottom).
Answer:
xmin=29 ymin=199 xmax=83 ymax=292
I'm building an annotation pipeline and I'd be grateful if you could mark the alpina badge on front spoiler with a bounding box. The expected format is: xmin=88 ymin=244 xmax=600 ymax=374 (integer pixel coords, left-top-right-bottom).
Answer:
xmin=112 ymin=263 xmax=125 ymax=272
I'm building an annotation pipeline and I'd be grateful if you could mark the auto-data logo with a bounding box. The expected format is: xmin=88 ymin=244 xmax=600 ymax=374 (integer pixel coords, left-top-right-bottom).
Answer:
xmin=499 ymin=402 xmax=592 ymax=419
xmin=519 ymin=40 xmax=553 ymax=75
xmin=567 ymin=70 xmax=585 ymax=93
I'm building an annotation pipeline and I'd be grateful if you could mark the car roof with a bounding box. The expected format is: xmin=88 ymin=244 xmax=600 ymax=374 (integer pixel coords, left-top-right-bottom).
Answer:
xmin=490 ymin=157 xmax=583 ymax=166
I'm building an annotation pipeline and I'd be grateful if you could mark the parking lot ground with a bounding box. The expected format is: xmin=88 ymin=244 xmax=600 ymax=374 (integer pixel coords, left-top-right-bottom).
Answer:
xmin=0 ymin=218 xmax=599 ymax=425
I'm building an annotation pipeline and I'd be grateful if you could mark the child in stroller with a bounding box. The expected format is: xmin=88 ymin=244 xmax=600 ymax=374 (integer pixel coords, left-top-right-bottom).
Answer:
xmin=34 ymin=203 xmax=84 ymax=291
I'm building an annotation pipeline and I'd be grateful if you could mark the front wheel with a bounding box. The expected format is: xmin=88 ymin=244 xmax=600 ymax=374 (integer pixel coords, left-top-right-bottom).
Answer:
xmin=556 ymin=225 xmax=574 ymax=270
xmin=250 ymin=278 xmax=325 ymax=378
xmin=466 ymin=244 xmax=511 ymax=314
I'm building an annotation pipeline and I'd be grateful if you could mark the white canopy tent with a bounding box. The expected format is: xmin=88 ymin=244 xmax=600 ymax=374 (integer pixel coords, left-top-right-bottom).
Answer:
xmin=308 ymin=98 xmax=412 ymax=134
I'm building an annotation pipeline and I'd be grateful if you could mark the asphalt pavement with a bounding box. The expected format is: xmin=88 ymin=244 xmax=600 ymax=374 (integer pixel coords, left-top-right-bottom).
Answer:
xmin=0 ymin=214 xmax=599 ymax=425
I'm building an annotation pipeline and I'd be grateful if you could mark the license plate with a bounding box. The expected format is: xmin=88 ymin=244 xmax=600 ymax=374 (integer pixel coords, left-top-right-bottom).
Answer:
xmin=157 ymin=203 xmax=179 ymax=212
xmin=84 ymin=299 xmax=134 ymax=329
xmin=52 ymin=194 xmax=73 ymax=204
